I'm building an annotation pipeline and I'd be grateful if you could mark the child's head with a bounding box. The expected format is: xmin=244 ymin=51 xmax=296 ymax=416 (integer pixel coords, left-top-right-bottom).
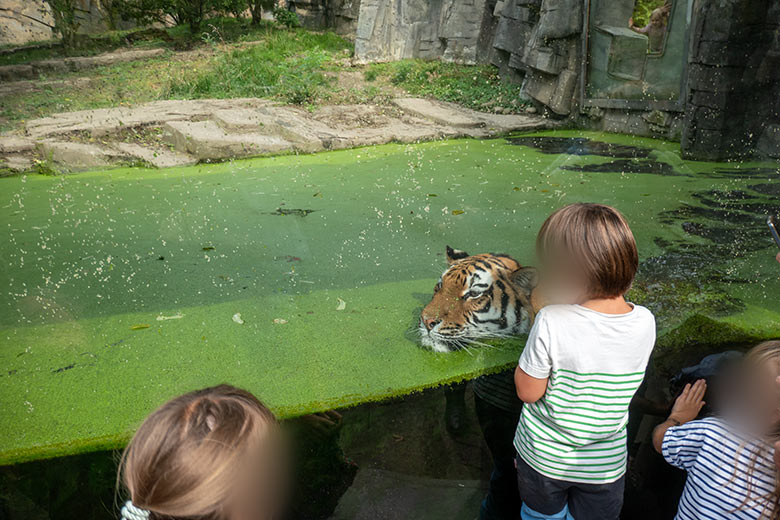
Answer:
xmin=723 ymin=340 xmax=780 ymax=437
xmin=649 ymin=7 xmax=669 ymax=27
xmin=536 ymin=203 xmax=638 ymax=304
xmin=119 ymin=384 xmax=284 ymax=520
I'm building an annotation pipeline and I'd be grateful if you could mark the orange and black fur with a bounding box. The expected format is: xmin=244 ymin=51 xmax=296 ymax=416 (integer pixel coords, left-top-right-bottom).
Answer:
xmin=419 ymin=246 xmax=538 ymax=353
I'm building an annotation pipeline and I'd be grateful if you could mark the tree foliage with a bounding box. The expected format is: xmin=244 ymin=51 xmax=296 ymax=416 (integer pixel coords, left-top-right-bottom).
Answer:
xmin=115 ymin=0 xmax=276 ymax=32
xmin=116 ymin=0 xmax=221 ymax=33
xmin=273 ymin=6 xmax=300 ymax=28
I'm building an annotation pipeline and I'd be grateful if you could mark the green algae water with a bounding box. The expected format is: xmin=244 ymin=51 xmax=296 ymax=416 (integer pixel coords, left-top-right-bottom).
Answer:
xmin=2 ymin=130 xmax=779 ymax=464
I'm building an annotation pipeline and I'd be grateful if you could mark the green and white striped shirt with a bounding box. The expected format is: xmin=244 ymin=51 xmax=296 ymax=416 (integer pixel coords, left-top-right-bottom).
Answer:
xmin=514 ymin=304 xmax=655 ymax=484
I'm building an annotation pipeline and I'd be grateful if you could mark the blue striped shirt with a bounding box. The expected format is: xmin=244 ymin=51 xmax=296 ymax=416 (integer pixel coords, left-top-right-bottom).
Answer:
xmin=662 ymin=417 xmax=776 ymax=520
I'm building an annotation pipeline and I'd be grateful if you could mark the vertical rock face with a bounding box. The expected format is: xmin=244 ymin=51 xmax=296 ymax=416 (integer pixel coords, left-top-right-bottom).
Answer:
xmin=682 ymin=0 xmax=780 ymax=160
xmin=0 ymin=0 xmax=127 ymax=46
xmin=492 ymin=0 xmax=582 ymax=115
xmin=351 ymin=0 xmax=583 ymax=113
xmin=291 ymin=0 xmax=362 ymax=34
xmin=353 ymin=0 xmax=496 ymax=64
xmin=0 ymin=0 xmax=54 ymax=45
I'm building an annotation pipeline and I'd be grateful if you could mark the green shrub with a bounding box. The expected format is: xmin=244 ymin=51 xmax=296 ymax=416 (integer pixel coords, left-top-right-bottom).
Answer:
xmin=273 ymin=7 xmax=301 ymax=28
xmin=363 ymin=68 xmax=378 ymax=82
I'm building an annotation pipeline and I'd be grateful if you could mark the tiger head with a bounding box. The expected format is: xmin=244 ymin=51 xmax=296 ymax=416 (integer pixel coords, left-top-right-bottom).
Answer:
xmin=419 ymin=246 xmax=538 ymax=353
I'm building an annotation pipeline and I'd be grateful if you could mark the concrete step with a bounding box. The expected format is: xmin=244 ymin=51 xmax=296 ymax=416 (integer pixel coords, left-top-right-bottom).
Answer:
xmin=37 ymin=141 xmax=132 ymax=170
xmin=161 ymin=120 xmax=292 ymax=161
xmin=0 ymin=136 xmax=35 ymax=154
xmin=211 ymin=106 xmax=334 ymax=153
xmin=1 ymin=154 xmax=33 ymax=172
xmin=393 ymin=98 xmax=485 ymax=128
xmin=112 ymin=142 xmax=198 ymax=168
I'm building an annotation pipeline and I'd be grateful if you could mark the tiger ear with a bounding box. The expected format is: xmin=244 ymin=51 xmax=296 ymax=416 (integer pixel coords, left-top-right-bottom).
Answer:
xmin=511 ymin=267 xmax=538 ymax=297
xmin=446 ymin=246 xmax=469 ymax=265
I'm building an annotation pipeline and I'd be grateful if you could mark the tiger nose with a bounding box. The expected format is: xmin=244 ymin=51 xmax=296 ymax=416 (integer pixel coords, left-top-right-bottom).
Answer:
xmin=423 ymin=316 xmax=441 ymax=331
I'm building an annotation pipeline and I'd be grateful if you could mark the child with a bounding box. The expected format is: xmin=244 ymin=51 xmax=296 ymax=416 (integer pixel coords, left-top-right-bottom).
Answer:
xmin=629 ymin=1 xmax=671 ymax=53
xmin=654 ymin=341 xmax=780 ymax=519
xmin=514 ymin=203 xmax=656 ymax=520
xmin=118 ymin=384 xmax=285 ymax=520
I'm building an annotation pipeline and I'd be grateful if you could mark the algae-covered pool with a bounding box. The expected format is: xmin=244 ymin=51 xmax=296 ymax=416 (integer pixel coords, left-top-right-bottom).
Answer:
xmin=1 ymin=130 xmax=779 ymax=465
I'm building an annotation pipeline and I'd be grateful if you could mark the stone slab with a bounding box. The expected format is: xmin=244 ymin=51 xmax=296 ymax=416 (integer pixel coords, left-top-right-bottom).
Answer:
xmin=1 ymin=154 xmax=32 ymax=172
xmin=211 ymin=107 xmax=334 ymax=153
xmin=0 ymin=49 xmax=166 ymax=82
xmin=112 ymin=142 xmax=198 ymax=168
xmin=19 ymin=98 xmax=551 ymax=169
xmin=25 ymin=98 xmax=273 ymax=138
xmin=37 ymin=141 xmax=130 ymax=170
xmin=393 ymin=98 xmax=484 ymax=128
xmin=162 ymin=120 xmax=292 ymax=161
xmin=0 ymin=136 xmax=35 ymax=153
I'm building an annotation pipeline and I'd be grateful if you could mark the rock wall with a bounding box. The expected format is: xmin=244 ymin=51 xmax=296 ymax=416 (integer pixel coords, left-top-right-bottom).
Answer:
xmin=0 ymin=0 xmax=125 ymax=46
xmin=681 ymin=0 xmax=780 ymax=160
xmin=352 ymin=0 xmax=581 ymax=112
xmin=290 ymin=0 xmax=361 ymax=35
xmin=492 ymin=0 xmax=582 ymax=115
xmin=353 ymin=0 xmax=496 ymax=64
xmin=0 ymin=0 xmax=54 ymax=45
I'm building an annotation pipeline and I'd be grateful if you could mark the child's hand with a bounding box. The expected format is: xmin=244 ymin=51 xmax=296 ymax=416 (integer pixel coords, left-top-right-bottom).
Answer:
xmin=669 ymin=379 xmax=707 ymax=425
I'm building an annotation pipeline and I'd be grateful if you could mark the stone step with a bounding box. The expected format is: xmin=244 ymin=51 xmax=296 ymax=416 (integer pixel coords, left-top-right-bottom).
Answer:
xmin=37 ymin=141 xmax=132 ymax=170
xmin=161 ymin=120 xmax=292 ymax=161
xmin=0 ymin=48 xmax=165 ymax=83
xmin=1 ymin=154 xmax=33 ymax=172
xmin=25 ymin=98 xmax=273 ymax=139
xmin=211 ymin=107 xmax=334 ymax=153
xmin=112 ymin=142 xmax=198 ymax=168
xmin=0 ymin=136 xmax=35 ymax=154
xmin=393 ymin=98 xmax=485 ymax=128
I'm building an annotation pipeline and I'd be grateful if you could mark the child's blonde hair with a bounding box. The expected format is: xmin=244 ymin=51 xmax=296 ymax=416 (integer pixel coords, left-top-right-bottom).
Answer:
xmin=119 ymin=384 xmax=283 ymax=520
xmin=736 ymin=341 xmax=780 ymax=519
xmin=536 ymin=203 xmax=638 ymax=299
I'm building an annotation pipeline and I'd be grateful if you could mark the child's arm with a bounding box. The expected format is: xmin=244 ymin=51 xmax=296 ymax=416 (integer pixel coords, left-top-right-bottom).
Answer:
xmin=515 ymin=311 xmax=552 ymax=403
xmin=652 ymin=379 xmax=707 ymax=453
xmin=514 ymin=366 xmax=548 ymax=403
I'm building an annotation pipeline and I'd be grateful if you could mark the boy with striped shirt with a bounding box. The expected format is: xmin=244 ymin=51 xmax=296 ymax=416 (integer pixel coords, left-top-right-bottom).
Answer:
xmin=513 ymin=204 xmax=655 ymax=520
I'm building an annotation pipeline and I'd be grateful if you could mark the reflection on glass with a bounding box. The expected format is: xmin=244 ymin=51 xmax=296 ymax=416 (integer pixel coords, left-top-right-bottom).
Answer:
xmin=629 ymin=1 xmax=672 ymax=54
xmin=586 ymin=0 xmax=687 ymax=102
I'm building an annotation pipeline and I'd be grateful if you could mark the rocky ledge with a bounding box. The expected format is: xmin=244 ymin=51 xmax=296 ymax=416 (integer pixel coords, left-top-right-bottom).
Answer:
xmin=0 ymin=97 xmax=555 ymax=173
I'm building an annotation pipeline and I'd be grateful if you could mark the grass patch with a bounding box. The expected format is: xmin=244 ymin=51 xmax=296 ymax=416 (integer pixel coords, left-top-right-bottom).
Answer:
xmin=366 ymin=60 xmax=528 ymax=113
xmin=0 ymin=53 xmax=206 ymax=130
xmin=166 ymin=29 xmax=352 ymax=104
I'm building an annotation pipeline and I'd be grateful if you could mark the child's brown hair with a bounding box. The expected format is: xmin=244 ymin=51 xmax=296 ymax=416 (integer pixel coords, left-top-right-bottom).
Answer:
xmin=536 ymin=203 xmax=638 ymax=299
xmin=119 ymin=384 xmax=283 ymax=520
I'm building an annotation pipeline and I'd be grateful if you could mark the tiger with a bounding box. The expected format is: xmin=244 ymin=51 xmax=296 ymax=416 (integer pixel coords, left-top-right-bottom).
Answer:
xmin=419 ymin=246 xmax=539 ymax=353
